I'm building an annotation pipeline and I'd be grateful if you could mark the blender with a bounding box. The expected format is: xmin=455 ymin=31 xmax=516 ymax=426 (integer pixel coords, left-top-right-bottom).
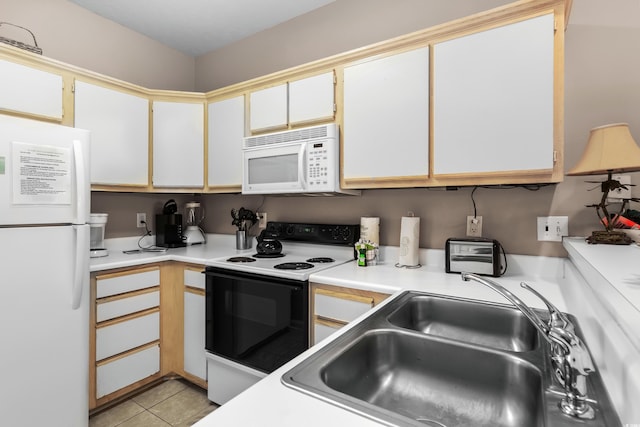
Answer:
xmin=183 ymin=202 xmax=206 ymax=245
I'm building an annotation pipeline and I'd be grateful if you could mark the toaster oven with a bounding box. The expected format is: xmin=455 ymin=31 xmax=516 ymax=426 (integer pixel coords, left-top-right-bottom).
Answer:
xmin=445 ymin=237 xmax=505 ymax=277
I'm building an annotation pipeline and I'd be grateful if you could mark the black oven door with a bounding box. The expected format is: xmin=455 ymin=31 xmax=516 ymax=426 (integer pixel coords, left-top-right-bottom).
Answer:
xmin=204 ymin=267 xmax=309 ymax=373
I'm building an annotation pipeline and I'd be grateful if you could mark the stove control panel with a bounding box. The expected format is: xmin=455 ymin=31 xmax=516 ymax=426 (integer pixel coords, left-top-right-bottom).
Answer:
xmin=265 ymin=221 xmax=360 ymax=246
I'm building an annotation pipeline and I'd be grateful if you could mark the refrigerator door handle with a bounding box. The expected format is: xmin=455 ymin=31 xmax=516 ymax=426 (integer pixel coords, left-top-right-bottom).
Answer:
xmin=73 ymin=139 xmax=88 ymax=225
xmin=72 ymin=224 xmax=89 ymax=310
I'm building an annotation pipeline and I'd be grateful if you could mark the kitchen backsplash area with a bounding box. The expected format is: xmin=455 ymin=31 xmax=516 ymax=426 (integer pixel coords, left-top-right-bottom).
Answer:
xmin=91 ymin=183 xmax=599 ymax=258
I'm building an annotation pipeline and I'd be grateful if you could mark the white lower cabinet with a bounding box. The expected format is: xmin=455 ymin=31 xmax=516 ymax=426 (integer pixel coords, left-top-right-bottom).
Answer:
xmin=96 ymin=345 xmax=160 ymax=398
xmin=91 ymin=266 xmax=162 ymax=408
xmin=183 ymin=266 xmax=207 ymax=384
xmin=311 ymin=284 xmax=390 ymax=345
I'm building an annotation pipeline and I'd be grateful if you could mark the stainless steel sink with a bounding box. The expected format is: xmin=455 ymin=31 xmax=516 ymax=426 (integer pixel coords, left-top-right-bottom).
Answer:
xmin=322 ymin=329 xmax=543 ymax=427
xmin=282 ymin=291 xmax=622 ymax=427
xmin=387 ymin=294 xmax=538 ymax=352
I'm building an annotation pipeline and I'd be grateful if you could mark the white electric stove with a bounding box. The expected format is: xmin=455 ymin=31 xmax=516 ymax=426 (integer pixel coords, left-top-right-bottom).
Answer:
xmin=203 ymin=221 xmax=359 ymax=405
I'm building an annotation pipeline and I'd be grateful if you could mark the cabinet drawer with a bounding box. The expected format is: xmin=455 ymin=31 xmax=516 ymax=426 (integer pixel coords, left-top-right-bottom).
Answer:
xmin=315 ymin=292 xmax=373 ymax=323
xmin=184 ymin=268 xmax=205 ymax=290
xmin=97 ymin=291 xmax=159 ymax=322
xmin=96 ymin=268 xmax=160 ymax=298
xmin=314 ymin=322 xmax=341 ymax=345
xmin=96 ymin=345 xmax=160 ymax=398
xmin=96 ymin=312 xmax=159 ymax=360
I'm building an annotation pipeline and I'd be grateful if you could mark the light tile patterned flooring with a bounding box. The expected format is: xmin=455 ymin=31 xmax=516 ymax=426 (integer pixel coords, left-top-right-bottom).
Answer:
xmin=89 ymin=379 xmax=218 ymax=427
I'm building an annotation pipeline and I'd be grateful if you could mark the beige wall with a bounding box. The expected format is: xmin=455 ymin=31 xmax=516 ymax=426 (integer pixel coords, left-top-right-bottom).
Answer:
xmin=16 ymin=0 xmax=637 ymax=257
xmin=195 ymin=0 xmax=511 ymax=91
xmin=3 ymin=0 xmax=195 ymax=90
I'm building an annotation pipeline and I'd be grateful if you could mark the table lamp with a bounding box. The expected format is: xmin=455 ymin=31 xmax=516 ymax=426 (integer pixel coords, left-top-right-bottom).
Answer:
xmin=567 ymin=123 xmax=640 ymax=244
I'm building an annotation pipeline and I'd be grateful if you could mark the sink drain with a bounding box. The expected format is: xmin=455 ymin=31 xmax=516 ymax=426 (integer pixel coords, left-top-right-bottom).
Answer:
xmin=415 ymin=418 xmax=447 ymax=427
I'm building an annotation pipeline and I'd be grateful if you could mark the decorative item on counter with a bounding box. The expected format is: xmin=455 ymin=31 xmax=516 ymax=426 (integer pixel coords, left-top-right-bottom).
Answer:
xmin=567 ymin=123 xmax=640 ymax=244
xmin=396 ymin=212 xmax=421 ymax=269
xmin=360 ymin=217 xmax=380 ymax=245
xmin=231 ymin=207 xmax=258 ymax=250
xmin=355 ymin=239 xmax=378 ymax=267
xmin=0 ymin=22 xmax=42 ymax=55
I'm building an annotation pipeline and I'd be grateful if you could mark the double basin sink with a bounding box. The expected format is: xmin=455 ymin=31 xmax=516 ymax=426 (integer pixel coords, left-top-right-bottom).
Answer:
xmin=282 ymin=291 xmax=621 ymax=427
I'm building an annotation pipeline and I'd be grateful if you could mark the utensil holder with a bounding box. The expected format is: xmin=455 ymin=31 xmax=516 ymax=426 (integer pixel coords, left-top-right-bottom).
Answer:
xmin=236 ymin=230 xmax=251 ymax=250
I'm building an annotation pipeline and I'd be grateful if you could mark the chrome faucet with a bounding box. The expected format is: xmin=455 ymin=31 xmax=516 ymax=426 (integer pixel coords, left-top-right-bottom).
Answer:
xmin=461 ymin=272 xmax=596 ymax=420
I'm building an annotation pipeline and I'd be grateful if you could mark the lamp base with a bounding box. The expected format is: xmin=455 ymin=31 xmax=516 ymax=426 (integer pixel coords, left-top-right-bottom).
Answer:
xmin=586 ymin=230 xmax=633 ymax=245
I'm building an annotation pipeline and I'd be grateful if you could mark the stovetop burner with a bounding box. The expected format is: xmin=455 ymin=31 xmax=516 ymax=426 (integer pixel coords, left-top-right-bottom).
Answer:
xmin=306 ymin=257 xmax=335 ymax=263
xmin=274 ymin=262 xmax=314 ymax=270
xmin=253 ymin=253 xmax=285 ymax=258
xmin=226 ymin=256 xmax=256 ymax=263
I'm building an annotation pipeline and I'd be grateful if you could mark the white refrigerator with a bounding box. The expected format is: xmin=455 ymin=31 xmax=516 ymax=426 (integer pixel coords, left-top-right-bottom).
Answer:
xmin=0 ymin=115 xmax=91 ymax=427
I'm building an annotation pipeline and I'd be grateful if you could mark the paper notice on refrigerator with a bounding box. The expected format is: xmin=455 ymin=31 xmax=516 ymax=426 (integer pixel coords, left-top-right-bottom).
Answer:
xmin=12 ymin=141 xmax=72 ymax=205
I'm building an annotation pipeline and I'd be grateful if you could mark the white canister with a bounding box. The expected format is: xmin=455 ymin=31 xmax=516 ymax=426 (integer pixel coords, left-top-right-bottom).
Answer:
xmin=360 ymin=217 xmax=380 ymax=245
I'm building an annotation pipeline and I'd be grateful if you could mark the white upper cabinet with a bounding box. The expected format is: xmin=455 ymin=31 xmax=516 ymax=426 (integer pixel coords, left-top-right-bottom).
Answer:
xmin=249 ymin=84 xmax=288 ymax=132
xmin=249 ymin=71 xmax=335 ymax=132
xmin=152 ymin=101 xmax=205 ymax=188
xmin=0 ymin=59 xmax=63 ymax=120
xmin=343 ymin=47 xmax=430 ymax=186
xmin=288 ymin=71 xmax=335 ymax=125
xmin=74 ymin=80 xmax=149 ymax=186
xmin=432 ymin=13 xmax=555 ymax=176
xmin=208 ymin=95 xmax=245 ymax=188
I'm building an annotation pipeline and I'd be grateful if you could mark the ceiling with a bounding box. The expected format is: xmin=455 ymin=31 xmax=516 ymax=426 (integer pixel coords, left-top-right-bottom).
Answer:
xmin=68 ymin=0 xmax=336 ymax=57
xmin=68 ymin=0 xmax=640 ymax=58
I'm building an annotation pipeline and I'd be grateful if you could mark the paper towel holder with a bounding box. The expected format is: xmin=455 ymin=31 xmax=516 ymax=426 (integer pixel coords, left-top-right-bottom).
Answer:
xmin=396 ymin=212 xmax=422 ymax=269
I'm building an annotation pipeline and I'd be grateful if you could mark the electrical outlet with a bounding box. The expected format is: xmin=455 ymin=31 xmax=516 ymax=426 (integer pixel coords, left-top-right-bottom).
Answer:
xmin=607 ymin=174 xmax=632 ymax=201
xmin=257 ymin=212 xmax=267 ymax=229
xmin=537 ymin=216 xmax=568 ymax=242
xmin=466 ymin=216 xmax=482 ymax=237
xmin=136 ymin=212 xmax=146 ymax=228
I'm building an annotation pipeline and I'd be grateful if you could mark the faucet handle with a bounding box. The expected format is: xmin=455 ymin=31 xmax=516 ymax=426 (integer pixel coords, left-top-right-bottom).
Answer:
xmin=549 ymin=327 xmax=595 ymax=376
xmin=520 ymin=282 xmax=574 ymax=332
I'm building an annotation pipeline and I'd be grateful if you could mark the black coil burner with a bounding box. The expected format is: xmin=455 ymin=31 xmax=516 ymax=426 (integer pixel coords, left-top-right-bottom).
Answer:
xmin=306 ymin=257 xmax=335 ymax=263
xmin=226 ymin=256 xmax=256 ymax=263
xmin=274 ymin=262 xmax=314 ymax=270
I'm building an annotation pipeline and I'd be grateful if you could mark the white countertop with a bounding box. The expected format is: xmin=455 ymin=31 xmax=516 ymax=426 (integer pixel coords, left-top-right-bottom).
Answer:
xmin=90 ymin=234 xmax=251 ymax=272
xmin=193 ymin=247 xmax=570 ymax=427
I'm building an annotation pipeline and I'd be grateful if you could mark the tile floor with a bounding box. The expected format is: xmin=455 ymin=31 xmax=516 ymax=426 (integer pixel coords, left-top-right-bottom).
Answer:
xmin=89 ymin=379 xmax=218 ymax=427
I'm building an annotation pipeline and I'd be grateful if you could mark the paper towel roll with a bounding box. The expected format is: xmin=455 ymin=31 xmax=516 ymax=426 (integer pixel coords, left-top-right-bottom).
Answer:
xmin=360 ymin=217 xmax=380 ymax=244
xmin=398 ymin=216 xmax=420 ymax=267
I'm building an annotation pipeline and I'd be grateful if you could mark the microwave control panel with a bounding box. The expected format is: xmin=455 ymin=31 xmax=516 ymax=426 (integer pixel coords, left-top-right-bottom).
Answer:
xmin=307 ymin=141 xmax=335 ymax=189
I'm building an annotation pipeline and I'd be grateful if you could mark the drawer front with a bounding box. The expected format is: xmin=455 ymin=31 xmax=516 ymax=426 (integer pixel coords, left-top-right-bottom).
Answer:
xmin=315 ymin=293 xmax=373 ymax=323
xmin=184 ymin=268 xmax=205 ymax=290
xmin=97 ymin=291 xmax=159 ymax=322
xmin=96 ymin=269 xmax=160 ymax=298
xmin=96 ymin=312 xmax=159 ymax=361
xmin=314 ymin=322 xmax=341 ymax=345
xmin=96 ymin=345 xmax=160 ymax=398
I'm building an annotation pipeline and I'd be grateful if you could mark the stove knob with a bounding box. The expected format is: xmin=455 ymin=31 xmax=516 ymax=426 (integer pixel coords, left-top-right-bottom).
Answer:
xmin=286 ymin=225 xmax=295 ymax=236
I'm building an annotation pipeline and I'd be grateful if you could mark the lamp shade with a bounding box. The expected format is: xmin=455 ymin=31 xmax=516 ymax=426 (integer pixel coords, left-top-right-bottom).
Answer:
xmin=567 ymin=123 xmax=640 ymax=176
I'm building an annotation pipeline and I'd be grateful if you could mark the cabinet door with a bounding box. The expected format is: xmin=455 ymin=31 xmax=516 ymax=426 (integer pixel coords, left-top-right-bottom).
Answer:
xmin=343 ymin=47 xmax=430 ymax=186
xmin=74 ymin=81 xmax=149 ymax=186
xmin=249 ymin=84 xmax=287 ymax=132
xmin=152 ymin=101 xmax=204 ymax=187
xmin=289 ymin=72 xmax=335 ymax=125
xmin=0 ymin=59 xmax=63 ymax=120
xmin=208 ymin=95 xmax=244 ymax=188
xmin=184 ymin=291 xmax=206 ymax=381
xmin=433 ymin=14 xmax=554 ymax=176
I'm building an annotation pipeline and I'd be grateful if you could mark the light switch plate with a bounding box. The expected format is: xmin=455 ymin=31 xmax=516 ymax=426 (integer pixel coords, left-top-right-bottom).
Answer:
xmin=537 ymin=216 xmax=568 ymax=241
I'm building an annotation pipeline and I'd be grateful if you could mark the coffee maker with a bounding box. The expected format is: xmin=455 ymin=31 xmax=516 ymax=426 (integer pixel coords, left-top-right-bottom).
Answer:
xmin=156 ymin=199 xmax=186 ymax=248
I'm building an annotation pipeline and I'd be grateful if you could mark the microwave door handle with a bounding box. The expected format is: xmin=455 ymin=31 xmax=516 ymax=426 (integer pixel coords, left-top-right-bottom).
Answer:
xmin=298 ymin=144 xmax=307 ymax=189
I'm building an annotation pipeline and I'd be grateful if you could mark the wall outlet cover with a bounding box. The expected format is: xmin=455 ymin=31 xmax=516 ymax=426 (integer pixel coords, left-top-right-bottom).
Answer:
xmin=466 ymin=215 xmax=482 ymax=237
xmin=537 ymin=216 xmax=568 ymax=242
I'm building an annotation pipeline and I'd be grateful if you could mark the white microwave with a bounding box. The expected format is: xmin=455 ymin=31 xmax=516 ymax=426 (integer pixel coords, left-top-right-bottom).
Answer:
xmin=242 ymin=124 xmax=359 ymax=195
